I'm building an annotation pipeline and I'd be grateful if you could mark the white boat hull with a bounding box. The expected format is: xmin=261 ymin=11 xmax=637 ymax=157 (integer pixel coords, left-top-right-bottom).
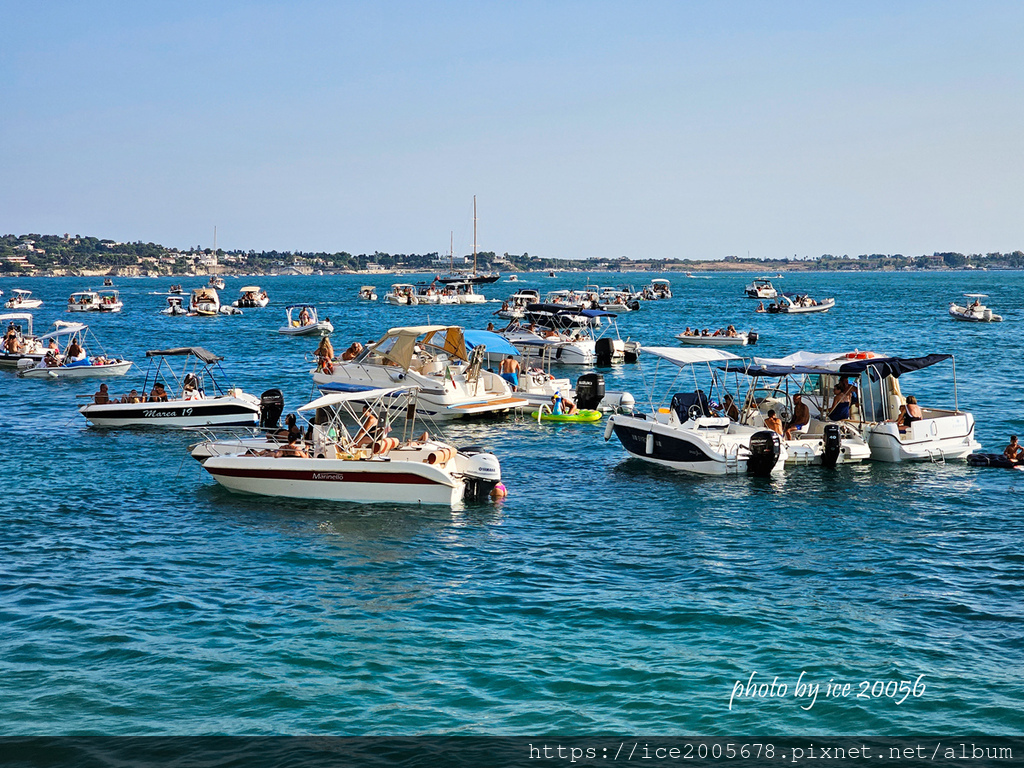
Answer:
xmin=949 ymin=304 xmax=1002 ymax=322
xmin=19 ymin=360 xmax=132 ymax=379
xmin=278 ymin=321 xmax=334 ymax=336
xmin=676 ymin=334 xmax=750 ymax=346
xmin=865 ymin=415 xmax=980 ymax=462
xmin=5 ymin=300 xmax=43 ymax=309
xmin=203 ymin=454 xmax=463 ymax=505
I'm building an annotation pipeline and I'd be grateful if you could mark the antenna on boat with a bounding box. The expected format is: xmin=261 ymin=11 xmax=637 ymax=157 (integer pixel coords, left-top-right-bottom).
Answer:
xmin=450 ymin=231 xmax=454 ymax=273
xmin=214 ymin=225 xmax=217 ymax=252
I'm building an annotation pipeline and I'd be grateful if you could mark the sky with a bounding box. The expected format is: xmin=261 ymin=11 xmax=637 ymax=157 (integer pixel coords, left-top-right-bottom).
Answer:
xmin=2 ymin=1 xmax=1023 ymax=260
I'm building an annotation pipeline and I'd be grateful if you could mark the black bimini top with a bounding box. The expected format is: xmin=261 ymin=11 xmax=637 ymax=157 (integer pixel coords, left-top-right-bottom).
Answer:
xmin=719 ymin=354 xmax=952 ymax=379
xmin=145 ymin=347 xmax=223 ymax=364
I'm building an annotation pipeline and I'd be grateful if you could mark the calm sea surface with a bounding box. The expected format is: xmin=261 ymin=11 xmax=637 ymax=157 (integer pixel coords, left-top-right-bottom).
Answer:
xmin=1 ymin=271 xmax=1021 ymax=736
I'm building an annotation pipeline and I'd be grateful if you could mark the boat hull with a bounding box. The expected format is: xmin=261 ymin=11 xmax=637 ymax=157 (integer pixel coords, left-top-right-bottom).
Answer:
xmin=80 ymin=396 xmax=260 ymax=428
xmin=676 ymin=334 xmax=750 ymax=346
xmin=278 ymin=322 xmax=333 ymax=337
xmin=19 ymin=360 xmax=132 ymax=379
xmin=203 ymin=455 xmax=463 ymax=506
xmin=865 ymin=416 xmax=980 ymax=462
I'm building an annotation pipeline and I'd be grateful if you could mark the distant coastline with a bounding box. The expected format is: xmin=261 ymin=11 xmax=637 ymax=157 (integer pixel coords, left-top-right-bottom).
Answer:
xmin=3 ymin=232 xmax=1022 ymax=277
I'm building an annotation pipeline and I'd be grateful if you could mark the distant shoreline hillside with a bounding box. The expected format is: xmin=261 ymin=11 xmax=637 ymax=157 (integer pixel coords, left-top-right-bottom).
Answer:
xmin=2 ymin=233 xmax=1022 ymax=277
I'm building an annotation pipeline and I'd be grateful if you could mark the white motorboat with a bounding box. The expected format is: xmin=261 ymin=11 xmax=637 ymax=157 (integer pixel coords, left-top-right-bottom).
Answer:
xmin=208 ymin=276 xmax=226 ymax=290
xmin=312 ymin=324 xmax=529 ymax=420
xmin=448 ymin=281 xmax=487 ymax=304
xmin=17 ymin=322 xmax=132 ymax=379
xmin=79 ymin=347 xmax=263 ymax=428
xmin=103 ymin=278 xmax=114 ymax=287
xmin=495 ymin=290 xmax=540 ymax=320
xmin=717 ymin=359 xmax=871 ymax=466
xmin=5 ymin=289 xmax=43 ymax=309
xmin=97 ymin=289 xmax=123 ymax=312
xmin=385 ymin=283 xmax=420 ymax=305
xmin=597 ymin=289 xmax=641 ymax=312
xmin=949 ymin=294 xmax=1002 ymax=322
xmin=189 ymin=287 xmax=220 ymax=316
xmin=744 ymin=277 xmax=778 ymax=299
xmin=760 ymin=294 xmax=835 ymax=314
xmin=498 ymin=308 xmax=640 ymax=366
xmin=751 ymin=350 xmax=980 ymax=463
xmin=0 ymin=313 xmax=45 ymax=368
xmin=197 ymin=387 xmax=504 ymax=507
xmin=232 ymin=286 xmax=269 ymax=308
xmin=68 ymin=290 xmax=102 ymax=312
xmin=161 ymin=296 xmax=187 ymax=315
xmin=641 ymin=278 xmax=672 ymax=299
xmin=169 ymin=284 xmax=184 ymax=295
xmin=278 ymin=304 xmax=333 ymax=337
xmin=604 ymin=347 xmax=788 ymax=476
xmin=507 ymin=275 xmax=518 ymax=282
xmin=359 ymin=285 xmax=378 ymax=301
xmin=676 ymin=327 xmax=757 ymax=346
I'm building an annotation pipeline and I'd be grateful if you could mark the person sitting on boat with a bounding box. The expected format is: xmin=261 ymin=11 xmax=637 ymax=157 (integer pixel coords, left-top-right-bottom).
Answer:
xmin=298 ymin=306 xmax=311 ymax=326
xmin=784 ymin=393 xmax=810 ymax=439
xmin=486 ymin=322 xmax=496 ymax=331
xmin=182 ymin=373 xmax=204 ymax=400
xmin=3 ymin=330 xmax=21 ymax=354
xmin=726 ymin=325 xmax=738 ymax=337
xmin=764 ymin=409 xmax=783 ymax=436
xmin=353 ymin=404 xmax=379 ymax=448
xmin=712 ymin=328 xmax=723 ymax=337
xmin=499 ymin=355 xmax=521 ymax=388
xmin=149 ymin=382 xmax=169 ymax=402
xmin=904 ymin=395 xmax=923 ymax=425
xmin=93 ymin=383 xmax=110 ymax=404
xmin=1003 ymin=435 xmax=1022 ymax=464
xmin=121 ymin=389 xmax=141 ymax=404
xmin=275 ymin=435 xmax=309 ymax=459
xmin=893 ymin=404 xmax=910 ymax=434
xmin=44 ymin=349 xmax=61 ymax=367
xmin=971 ymin=298 xmax=981 ymax=309
xmin=340 ymin=341 xmax=362 ymax=362
xmin=720 ymin=393 xmax=740 ymax=421
xmin=828 ymin=377 xmax=856 ymax=420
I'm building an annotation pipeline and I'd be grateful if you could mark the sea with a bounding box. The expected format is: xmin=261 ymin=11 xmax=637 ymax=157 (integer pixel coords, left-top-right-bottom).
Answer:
xmin=0 ymin=271 xmax=1021 ymax=741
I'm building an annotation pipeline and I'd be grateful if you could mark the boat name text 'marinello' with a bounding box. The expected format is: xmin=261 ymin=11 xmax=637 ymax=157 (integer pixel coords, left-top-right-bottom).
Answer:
xmin=312 ymin=472 xmax=347 ymax=482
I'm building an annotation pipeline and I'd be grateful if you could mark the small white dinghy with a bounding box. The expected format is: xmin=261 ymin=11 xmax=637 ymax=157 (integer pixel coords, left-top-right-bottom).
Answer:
xmin=5 ymin=289 xmax=43 ymax=310
xmin=161 ymin=296 xmax=187 ymax=315
xmin=676 ymin=327 xmax=757 ymax=346
xmin=232 ymin=286 xmax=269 ymax=308
xmin=949 ymin=294 xmax=1002 ymax=322
xmin=278 ymin=304 xmax=333 ymax=336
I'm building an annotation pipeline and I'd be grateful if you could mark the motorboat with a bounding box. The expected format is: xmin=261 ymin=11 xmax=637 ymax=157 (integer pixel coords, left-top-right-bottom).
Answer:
xmin=0 ymin=313 xmax=45 ymax=368
xmin=499 ymin=308 xmax=640 ymax=366
xmin=5 ymin=289 xmax=42 ymax=309
xmin=676 ymin=327 xmax=757 ymax=346
xmin=208 ymin=276 xmax=226 ymax=290
xmin=278 ymin=304 xmax=333 ymax=337
xmin=448 ymin=281 xmax=487 ymax=304
xmin=312 ymin=324 xmax=529 ymax=420
xmin=161 ymin=296 xmax=187 ymax=316
xmin=189 ymin=287 xmax=220 ymax=316
xmin=716 ymin=359 xmax=871 ymax=466
xmin=17 ymin=322 xmax=132 ymax=379
xmin=760 ymin=294 xmax=835 ymax=314
xmin=502 ymin=364 xmax=635 ymax=413
xmin=597 ymin=288 xmax=641 ymax=312
xmin=103 ymin=277 xmax=114 ymax=287
xmin=67 ymin=290 xmax=102 ymax=312
xmin=79 ymin=347 xmax=263 ymax=428
xmin=949 ymin=294 xmax=1002 ymax=322
xmin=507 ymin=275 xmax=518 ymax=282
xmin=359 ymin=285 xmax=378 ymax=301
xmin=750 ymin=350 xmax=980 ymax=463
xmin=641 ymin=279 xmax=672 ymax=299
xmin=604 ymin=347 xmax=788 ymax=476
xmin=97 ymin=289 xmax=123 ymax=312
xmin=495 ymin=290 xmax=540 ymax=320
xmin=385 ymin=283 xmax=420 ymax=306
xmin=169 ymin=284 xmax=184 ymax=295
xmin=232 ymin=286 xmax=269 ymax=308
xmin=196 ymin=386 xmax=504 ymax=507
xmin=744 ymin=277 xmax=778 ymax=299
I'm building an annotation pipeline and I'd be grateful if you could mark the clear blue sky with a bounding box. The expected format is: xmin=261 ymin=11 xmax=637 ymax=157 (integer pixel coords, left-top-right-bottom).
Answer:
xmin=2 ymin=1 xmax=1022 ymax=260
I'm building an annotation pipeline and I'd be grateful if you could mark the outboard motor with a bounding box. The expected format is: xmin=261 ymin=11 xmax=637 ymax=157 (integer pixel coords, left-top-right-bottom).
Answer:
xmin=595 ymin=337 xmax=616 ymax=366
xmin=574 ymin=373 xmax=605 ymax=410
xmin=259 ymin=388 xmax=285 ymax=429
xmin=747 ymin=331 xmax=758 ymax=345
xmin=746 ymin=430 xmax=782 ymax=477
xmin=458 ymin=446 xmax=502 ymax=502
xmin=821 ymin=423 xmax=842 ymax=468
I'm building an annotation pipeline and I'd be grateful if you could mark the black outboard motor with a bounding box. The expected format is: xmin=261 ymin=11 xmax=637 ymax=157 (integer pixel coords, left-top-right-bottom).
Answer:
xmin=595 ymin=337 xmax=616 ymax=366
xmin=746 ymin=430 xmax=782 ymax=476
xmin=747 ymin=331 xmax=758 ymax=345
xmin=574 ymin=373 xmax=605 ymax=410
xmin=821 ymin=423 xmax=842 ymax=468
xmin=259 ymin=388 xmax=285 ymax=429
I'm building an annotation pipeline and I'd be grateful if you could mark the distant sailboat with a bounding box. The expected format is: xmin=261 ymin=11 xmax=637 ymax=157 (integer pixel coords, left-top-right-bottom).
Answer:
xmin=435 ymin=196 xmax=501 ymax=285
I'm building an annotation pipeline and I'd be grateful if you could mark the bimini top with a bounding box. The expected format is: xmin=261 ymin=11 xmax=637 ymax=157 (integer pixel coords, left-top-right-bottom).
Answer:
xmin=751 ymin=350 xmax=952 ymax=378
xmin=641 ymin=346 xmax=742 ymax=367
xmin=299 ymin=385 xmax=411 ymax=412
xmin=39 ymin=321 xmax=88 ymax=341
xmin=462 ymin=330 xmax=519 ymax=357
xmin=145 ymin=347 xmax=223 ymax=364
xmin=239 ymin=286 xmax=261 ymax=293
xmin=376 ymin=325 xmax=469 ymax=369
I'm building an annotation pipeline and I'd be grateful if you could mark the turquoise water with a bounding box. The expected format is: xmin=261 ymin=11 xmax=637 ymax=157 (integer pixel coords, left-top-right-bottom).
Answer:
xmin=0 ymin=271 xmax=1021 ymax=736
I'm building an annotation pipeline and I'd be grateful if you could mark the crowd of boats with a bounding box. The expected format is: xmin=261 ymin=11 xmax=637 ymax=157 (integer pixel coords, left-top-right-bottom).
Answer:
xmin=0 ymin=271 xmax=1010 ymax=508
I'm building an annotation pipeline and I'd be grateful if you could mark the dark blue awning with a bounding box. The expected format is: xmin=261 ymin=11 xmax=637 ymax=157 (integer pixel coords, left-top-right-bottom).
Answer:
xmin=837 ymin=354 xmax=952 ymax=378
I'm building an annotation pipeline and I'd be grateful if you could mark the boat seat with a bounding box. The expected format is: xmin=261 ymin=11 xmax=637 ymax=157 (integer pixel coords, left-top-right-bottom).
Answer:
xmin=420 ymin=361 xmax=444 ymax=375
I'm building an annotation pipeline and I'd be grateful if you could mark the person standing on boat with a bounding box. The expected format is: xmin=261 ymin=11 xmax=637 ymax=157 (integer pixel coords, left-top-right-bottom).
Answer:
xmin=499 ymin=355 xmax=521 ymax=388
xmin=316 ymin=336 xmax=336 ymax=372
xmin=828 ymin=377 xmax=856 ymax=420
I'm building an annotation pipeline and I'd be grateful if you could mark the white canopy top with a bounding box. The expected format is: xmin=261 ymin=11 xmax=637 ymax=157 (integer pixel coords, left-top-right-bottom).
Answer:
xmin=641 ymin=346 xmax=741 ymax=366
xmin=0 ymin=312 xmax=34 ymax=323
xmin=963 ymin=293 xmax=988 ymax=298
xmin=39 ymin=321 xmax=87 ymax=341
xmin=12 ymin=289 xmax=33 ymax=295
xmin=239 ymin=286 xmax=261 ymax=292
xmin=752 ymin=350 xmax=846 ymax=368
xmin=298 ymin=386 xmax=412 ymax=412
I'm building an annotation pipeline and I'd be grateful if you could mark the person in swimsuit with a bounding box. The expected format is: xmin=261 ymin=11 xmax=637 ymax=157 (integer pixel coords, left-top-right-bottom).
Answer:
xmin=904 ymin=395 xmax=923 ymax=424
xmin=828 ymin=377 xmax=855 ymax=420
xmin=764 ymin=409 xmax=783 ymax=436
xmin=785 ymin=394 xmax=810 ymax=439
xmin=1003 ymin=435 xmax=1022 ymax=464
xmin=499 ymin=355 xmax=521 ymax=388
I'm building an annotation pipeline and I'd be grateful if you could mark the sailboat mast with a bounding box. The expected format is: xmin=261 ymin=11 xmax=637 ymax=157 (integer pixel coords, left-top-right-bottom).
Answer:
xmin=473 ymin=195 xmax=478 ymax=276
xmin=450 ymin=231 xmax=454 ymax=272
